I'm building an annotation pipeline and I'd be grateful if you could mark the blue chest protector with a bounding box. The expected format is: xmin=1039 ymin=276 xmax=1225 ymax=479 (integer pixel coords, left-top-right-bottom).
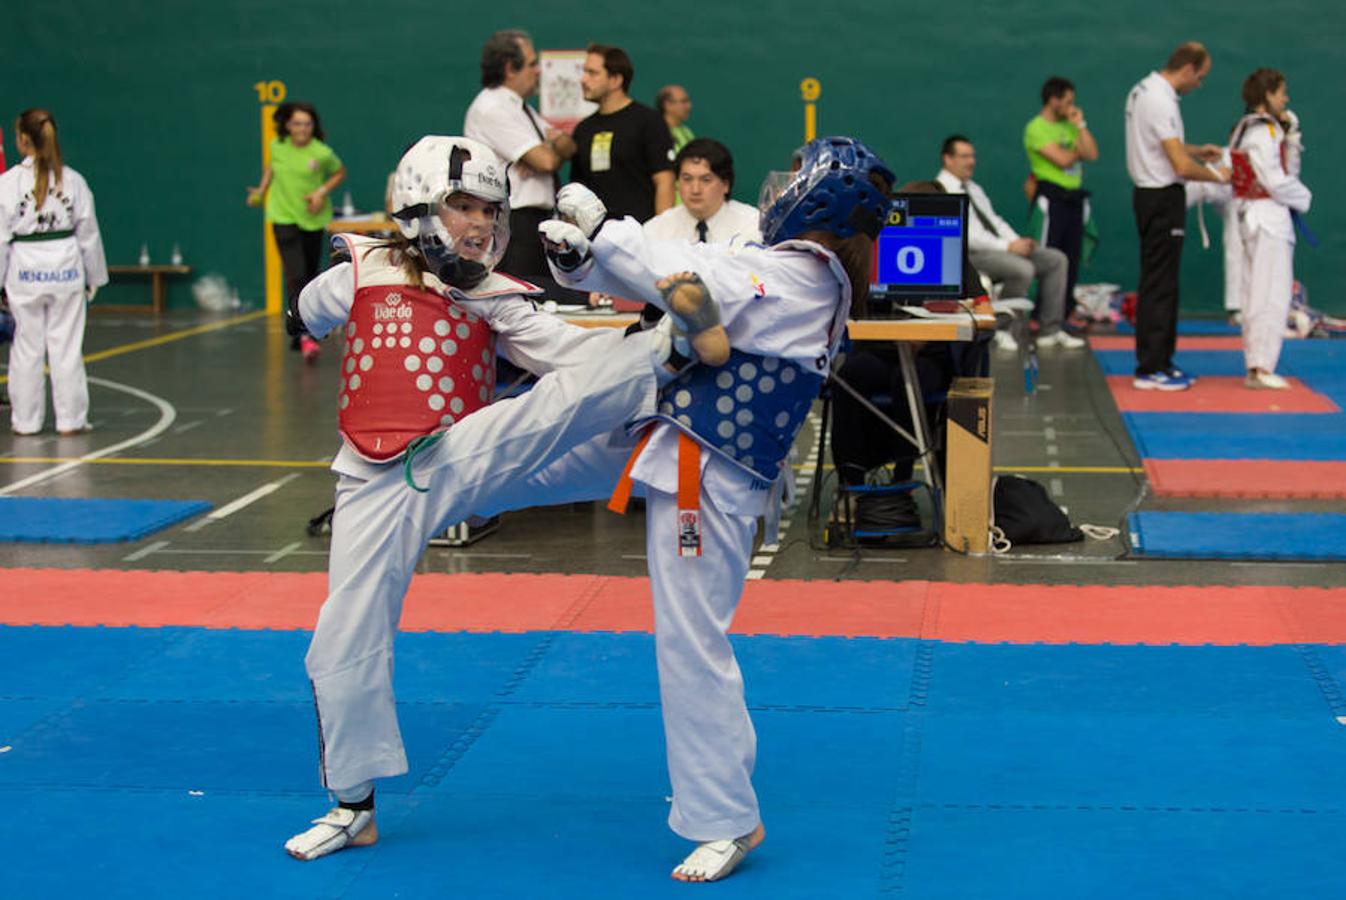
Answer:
xmin=637 ymin=349 xmax=824 ymax=482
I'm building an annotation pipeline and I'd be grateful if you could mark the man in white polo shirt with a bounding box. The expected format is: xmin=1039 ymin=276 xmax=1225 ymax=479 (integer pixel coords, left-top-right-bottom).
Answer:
xmin=936 ymin=135 xmax=1083 ymax=350
xmin=465 ymin=29 xmax=580 ymax=297
xmin=644 ymin=138 xmax=760 ymax=245
xmin=1124 ymin=41 xmax=1230 ymax=390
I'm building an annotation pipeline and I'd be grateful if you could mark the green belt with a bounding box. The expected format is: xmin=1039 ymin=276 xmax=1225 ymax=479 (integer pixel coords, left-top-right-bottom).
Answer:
xmin=10 ymin=229 xmax=75 ymax=243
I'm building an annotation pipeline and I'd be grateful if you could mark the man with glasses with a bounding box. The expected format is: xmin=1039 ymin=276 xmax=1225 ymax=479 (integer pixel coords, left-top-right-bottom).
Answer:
xmin=465 ymin=29 xmax=578 ymax=293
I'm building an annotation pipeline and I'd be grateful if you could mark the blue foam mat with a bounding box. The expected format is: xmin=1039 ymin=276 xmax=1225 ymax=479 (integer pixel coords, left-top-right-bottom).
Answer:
xmin=0 ymin=497 xmax=211 ymax=542
xmin=1129 ymin=511 xmax=1346 ymax=559
xmin=1123 ymin=412 xmax=1346 ymax=460
xmin=1112 ymin=319 xmax=1241 ymax=336
xmin=3 ymin=625 xmax=1346 ymax=897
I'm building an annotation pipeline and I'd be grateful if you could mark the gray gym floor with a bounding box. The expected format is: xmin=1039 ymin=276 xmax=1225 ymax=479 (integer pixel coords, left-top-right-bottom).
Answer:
xmin=3 ymin=308 xmax=1341 ymax=590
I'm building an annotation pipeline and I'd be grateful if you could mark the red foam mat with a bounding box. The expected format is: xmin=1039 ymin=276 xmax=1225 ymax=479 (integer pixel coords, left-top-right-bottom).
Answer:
xmin=1145 ymin=458 xmax=1346 ymax=498
xmin=1088 ymin=336 xmax=1246 ymax=352
xmin=5 ymin=567 xmax=1346 ymax=645
xmin=1107 ymin=375 xmax=1338 ymax=413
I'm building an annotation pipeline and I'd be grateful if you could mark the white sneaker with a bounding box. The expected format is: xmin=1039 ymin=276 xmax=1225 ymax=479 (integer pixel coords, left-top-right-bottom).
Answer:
xmin=1245 ymin=371 xmax=1290 ymax=390
xmin=1037 ymin=330 xmax=1087 ymax=349
xmin=993 ymin=330 xmax=1019 ymax=352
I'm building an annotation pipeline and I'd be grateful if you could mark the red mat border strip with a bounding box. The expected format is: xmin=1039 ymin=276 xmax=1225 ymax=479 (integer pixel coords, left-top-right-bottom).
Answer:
xmin=4 ymin=567 xmax=1345 ymax=645
xmin=1145 ymin=458 xmax=1346 ymax=499
xmin=1106 ymin=375 xmax=1337 ymax=414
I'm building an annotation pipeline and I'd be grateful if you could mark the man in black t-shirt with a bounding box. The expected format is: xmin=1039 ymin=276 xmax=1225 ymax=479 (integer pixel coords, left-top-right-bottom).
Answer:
xmin=570 ymin=44 xmax=674 ymax=222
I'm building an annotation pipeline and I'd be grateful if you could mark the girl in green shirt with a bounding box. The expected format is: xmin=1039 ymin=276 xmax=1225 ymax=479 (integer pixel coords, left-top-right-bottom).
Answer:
xmin=246 ymin=101 xmax=345 ymax=358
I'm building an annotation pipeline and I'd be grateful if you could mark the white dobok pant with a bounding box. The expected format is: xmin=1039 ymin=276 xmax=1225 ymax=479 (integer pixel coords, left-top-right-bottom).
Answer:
xmin=525 ymin=438 xmax=763 ymax=841
xmin=307 ymin=333 xmax=657 ymax=795
xmin=1240 ymin=226 xmax=1294 ymax=374
xmin=7 ymin=286 xmax=89 ymax=434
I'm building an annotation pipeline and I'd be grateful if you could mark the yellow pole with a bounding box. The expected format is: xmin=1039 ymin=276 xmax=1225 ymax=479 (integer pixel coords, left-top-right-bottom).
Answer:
xmin=260 ymin=104 xmax=282 ymax=315
xmin=254 ymin=79 xmax=287 ymax=315
xmin=800 ymin=78 xmax=821 ymax=142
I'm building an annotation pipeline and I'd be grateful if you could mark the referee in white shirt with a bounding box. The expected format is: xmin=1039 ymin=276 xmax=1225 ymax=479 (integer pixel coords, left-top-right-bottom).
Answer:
xmin=465 ymin=29 xmax=583 ymax=299
xmin=1124 ymin=41 xmax=1230 ymax=390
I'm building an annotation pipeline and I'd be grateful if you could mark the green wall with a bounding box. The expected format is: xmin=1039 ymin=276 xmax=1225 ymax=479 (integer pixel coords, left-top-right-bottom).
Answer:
xmin=5 ymin=0 xmax=1343 ymax=311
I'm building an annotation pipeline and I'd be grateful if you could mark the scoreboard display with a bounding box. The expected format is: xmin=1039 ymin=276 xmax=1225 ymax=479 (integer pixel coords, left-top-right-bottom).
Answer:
xmin=871 ymin=193 xmax=969 ymax=302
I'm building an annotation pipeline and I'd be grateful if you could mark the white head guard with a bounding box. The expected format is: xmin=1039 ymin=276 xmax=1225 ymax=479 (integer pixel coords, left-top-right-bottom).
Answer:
xmin=390 ymin=136 xmax=511 ymax=288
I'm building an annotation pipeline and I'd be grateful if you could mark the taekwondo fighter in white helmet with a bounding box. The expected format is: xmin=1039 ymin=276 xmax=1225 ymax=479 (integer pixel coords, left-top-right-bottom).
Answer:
xmin=537 ymin=136 xmax=895 ymax=882
xmin=282 ymin=135 xmax=726 ymax=861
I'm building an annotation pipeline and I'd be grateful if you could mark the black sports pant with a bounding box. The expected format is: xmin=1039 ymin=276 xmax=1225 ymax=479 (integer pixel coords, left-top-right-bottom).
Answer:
xmin=1035 ymin=181 xmax=1087 ymax=320
xmin=1132 ymin=185 xmax=1185 ymax=376
xmin=273 ymin=223 xmax=325 ymax=310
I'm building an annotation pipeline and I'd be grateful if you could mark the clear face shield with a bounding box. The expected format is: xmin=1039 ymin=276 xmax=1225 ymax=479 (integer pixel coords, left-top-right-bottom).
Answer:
xmin=432 ymin=192 xmax=510 ymax=270
xmin=415 ymin=189 xmax=510 ymax=290
xmin=756 ymin=170 xmax=796 ymax=220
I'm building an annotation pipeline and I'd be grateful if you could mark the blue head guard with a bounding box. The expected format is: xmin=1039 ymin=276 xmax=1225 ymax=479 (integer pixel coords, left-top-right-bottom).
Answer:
xmin=758 ymin=136 xmax=895 ymax=245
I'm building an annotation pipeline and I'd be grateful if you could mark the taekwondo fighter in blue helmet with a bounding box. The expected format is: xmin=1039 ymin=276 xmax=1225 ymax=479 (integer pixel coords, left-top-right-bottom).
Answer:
xmin=538 ymin=136 xmax=895 ymax=882
xmin=282 ymin=135 xmax=727 ymax=862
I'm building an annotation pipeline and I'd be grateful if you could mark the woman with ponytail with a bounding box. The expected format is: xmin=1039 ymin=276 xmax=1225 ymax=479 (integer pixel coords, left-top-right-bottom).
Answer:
xmin=0 ymin=109 xmax=107 ymax=435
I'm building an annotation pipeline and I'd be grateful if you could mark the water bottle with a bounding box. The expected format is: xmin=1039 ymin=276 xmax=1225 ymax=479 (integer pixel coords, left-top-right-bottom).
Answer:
xmin=341 ymin=190 xmax=355 ymax=217
xmin=170 ymin=243 xmax=183 ymax=266
xmin=138 ymin=243 xmax=150 ymax=266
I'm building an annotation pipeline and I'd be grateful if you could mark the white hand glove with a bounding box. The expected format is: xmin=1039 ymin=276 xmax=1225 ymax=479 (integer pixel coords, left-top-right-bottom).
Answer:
xmin=538 ymin=219 xmax=591 ymax=273
xmin=1283 ymin=108 xmax=1303 ymax=151
xmin=555 ymin=183 xmax=607 ymax=239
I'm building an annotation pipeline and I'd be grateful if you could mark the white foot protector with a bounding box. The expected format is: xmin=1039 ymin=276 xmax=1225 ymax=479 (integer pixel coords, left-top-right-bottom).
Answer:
xmin=671 ymin=832 xmax=757 ymax=882
xmin=284 ymin=806 xmax=376 ymax=861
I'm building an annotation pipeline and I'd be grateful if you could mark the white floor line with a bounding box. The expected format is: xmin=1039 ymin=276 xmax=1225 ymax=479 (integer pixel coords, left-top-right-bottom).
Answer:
xmin=751 ymin=555 xmax=774 ymax=566
xmin=745 ymin=570 xmax=766 ymax=580
xmin=1 ymin=376 xmax=176 ymax=495
xmin=123 ymin=540 xmax=170 ymax=562
xmin=184 ymin=473 xmax=302 ymax=531
xmin=264 ymin=541 xmax=304 ymax=564
xmin=153 ymin=548 xmax=329 ymax=556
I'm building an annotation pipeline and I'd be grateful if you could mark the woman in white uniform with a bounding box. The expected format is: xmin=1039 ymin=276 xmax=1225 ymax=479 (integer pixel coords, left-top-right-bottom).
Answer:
xmin=1229 ymin=68 xmax=1311 ymax=390
xmin=283 ymin=136 xmax=725 ymax=861
xmin=538 ymin=136 xmax=895 ymax=882
xmin=0 ymin=109 xmax=107 ymax=435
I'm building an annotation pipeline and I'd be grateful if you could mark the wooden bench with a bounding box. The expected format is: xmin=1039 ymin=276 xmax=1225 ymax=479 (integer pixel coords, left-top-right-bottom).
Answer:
xmin=102 ymin=264 xmax=192 ymax=314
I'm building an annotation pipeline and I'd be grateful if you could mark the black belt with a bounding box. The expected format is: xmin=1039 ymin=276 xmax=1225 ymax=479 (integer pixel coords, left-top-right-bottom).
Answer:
xmin=10 ymin=229 xmax=75 ymax=243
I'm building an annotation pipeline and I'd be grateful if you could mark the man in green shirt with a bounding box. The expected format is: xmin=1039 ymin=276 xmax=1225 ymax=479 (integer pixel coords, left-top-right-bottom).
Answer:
xmin=1024 ymin=77 xmax=1098 ymax=320
xmin=657 ymin=84 xmax=695 ymax=154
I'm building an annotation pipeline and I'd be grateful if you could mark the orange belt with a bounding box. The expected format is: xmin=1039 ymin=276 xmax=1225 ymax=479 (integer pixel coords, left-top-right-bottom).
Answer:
xmin=607 ymin=427 xmax=655 ymax=515
xmin=607 ymin=428 xmax=703 ymax=558
xmin=675 ymin=432 xmax=702 ymax=557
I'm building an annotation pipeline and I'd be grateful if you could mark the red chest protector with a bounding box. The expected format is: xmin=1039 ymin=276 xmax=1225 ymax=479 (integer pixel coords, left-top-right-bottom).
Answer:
xmin=338 ymin=280 xmax=496 ymax=462
xmin=1230 ymin=117 xmax=1284 ymax=201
